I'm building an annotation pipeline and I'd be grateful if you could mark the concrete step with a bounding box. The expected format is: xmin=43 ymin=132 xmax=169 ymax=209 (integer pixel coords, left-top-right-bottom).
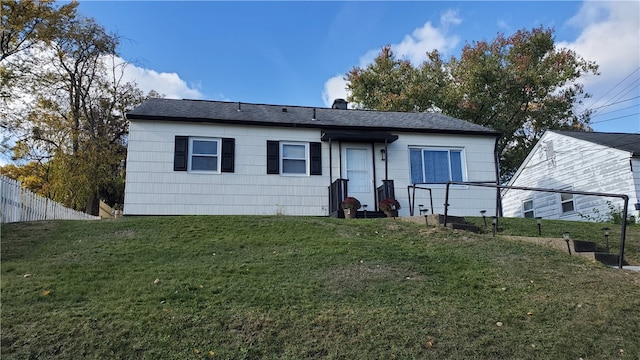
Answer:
xmin=446 ymin=222 xmax=481 ymax=233
xmin=426 ymin=214 xmax=466 ymax=226
xmin=575 ymin=251 xmax=627 ymax=266
xmin=572 ymin=239 xmax=597 ymax=253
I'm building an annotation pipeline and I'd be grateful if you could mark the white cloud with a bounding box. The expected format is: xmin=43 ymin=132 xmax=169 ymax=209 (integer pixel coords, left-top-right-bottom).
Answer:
xmin=116 ymin=57 xmax=203 ymax=99
xmin=322 ymin=75 xmax=350 ymax=109
xmin=558 ymin=1 xmax=640 ymax=99
xmin=323 ymin=10 xmax=461 ymax=107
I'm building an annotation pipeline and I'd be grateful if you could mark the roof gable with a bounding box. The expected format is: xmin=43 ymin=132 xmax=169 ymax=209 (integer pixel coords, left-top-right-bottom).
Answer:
xmin=126 ymin=98 xmax=499 ymax=136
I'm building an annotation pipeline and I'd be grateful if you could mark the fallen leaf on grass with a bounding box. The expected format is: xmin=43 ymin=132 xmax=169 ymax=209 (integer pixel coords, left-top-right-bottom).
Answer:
xmin=496 ymin=321 xmax=503 ymax=327
xmin=527 ymin=311 xmax=533 ymax=316
xmin=42 ymin=290 xmax=51 ymax=296
xmin=194 ymin=348 xmax=200 ymax=354
xmin=23 ymin=274 xmax=32 ymax=278
xmin=153 ymin=278 xmax=160 ymax=284
xmin=209 ymin=350 xmax=215 ymax=356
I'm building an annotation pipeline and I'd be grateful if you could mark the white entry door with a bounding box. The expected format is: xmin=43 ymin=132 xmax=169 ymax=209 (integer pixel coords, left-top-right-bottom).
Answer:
xmin=343 ymin=146 xmax=374 ymax=209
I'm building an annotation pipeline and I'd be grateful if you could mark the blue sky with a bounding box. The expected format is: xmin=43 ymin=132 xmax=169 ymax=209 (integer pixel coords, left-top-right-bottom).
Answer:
xmin=75 ymin=1 xmax=639 ymax=133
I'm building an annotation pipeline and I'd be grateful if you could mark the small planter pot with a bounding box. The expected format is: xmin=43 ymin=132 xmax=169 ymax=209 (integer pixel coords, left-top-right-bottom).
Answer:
xmin=343 ymin=208 xmax=357 ymax=219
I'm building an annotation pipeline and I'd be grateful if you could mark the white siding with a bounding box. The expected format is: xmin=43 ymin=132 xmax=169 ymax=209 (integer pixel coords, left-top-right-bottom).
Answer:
xmin=125 ymin=121 xmax=329 ymax=216
xmin=124 ymin=120 xmax=498 ymax=216
xmin=502 ymin=131 xmax=637 ymax=222
xmin=383 ymin=133 xmax=498 ymax=217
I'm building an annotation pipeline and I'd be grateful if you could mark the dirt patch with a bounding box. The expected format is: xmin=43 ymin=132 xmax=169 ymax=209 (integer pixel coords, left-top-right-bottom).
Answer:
xmin=322 ymin=263 xmax=423 ymax=292
xmin=114 ymin=229 xmax=136 ymax=238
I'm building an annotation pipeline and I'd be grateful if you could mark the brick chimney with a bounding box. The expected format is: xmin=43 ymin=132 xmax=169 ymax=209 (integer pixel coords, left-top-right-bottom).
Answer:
xmin=331 ymin=99 xmax=348 ymax=110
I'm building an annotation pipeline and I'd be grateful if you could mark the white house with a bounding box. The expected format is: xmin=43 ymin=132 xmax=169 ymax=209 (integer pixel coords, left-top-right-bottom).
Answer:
xmin=123 ymin=98 xmax=500 ymax=217
xmin=502 ymin=130 xmax=640 ymax=222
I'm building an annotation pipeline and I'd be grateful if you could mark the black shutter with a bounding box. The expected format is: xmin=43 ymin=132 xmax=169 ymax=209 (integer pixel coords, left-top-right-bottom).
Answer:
xmin=266 ymin=140 xmax=279 ymax=174
xmin=174 ymin=136 xmax=188 ymax=171
xmin=221 ymin=138 xmax=235 ymax=173
xmin=310 ymin=142 xmax=322 ymax=175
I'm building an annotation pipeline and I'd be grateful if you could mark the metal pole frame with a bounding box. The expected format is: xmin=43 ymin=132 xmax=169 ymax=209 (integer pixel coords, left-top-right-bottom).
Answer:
xmin=443 ymin=181 xmax=629 ymax=269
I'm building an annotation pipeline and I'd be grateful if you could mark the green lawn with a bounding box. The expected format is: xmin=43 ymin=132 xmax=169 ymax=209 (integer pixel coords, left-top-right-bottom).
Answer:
xmin=2 ymin=216 xmax=639 ymax=359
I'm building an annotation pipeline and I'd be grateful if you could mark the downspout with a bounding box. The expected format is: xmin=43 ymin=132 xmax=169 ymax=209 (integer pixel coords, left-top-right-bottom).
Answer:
xmin=494 ymin=135 xmax=502 ymax=222
xmin=371 ymin=142 xmax=377 ymax=208
xmin=383 ymin=140 xmax=388 ymax=180
xmin=329 ymin=138 xmax=333 ymax=183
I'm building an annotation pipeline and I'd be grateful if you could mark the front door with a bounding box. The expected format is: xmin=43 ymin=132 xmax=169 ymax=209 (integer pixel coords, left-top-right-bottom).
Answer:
xmin=342 ymin=146 xmax=374 ymax=209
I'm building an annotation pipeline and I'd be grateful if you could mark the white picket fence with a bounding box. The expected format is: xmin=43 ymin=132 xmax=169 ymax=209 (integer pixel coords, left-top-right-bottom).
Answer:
xmin=1 ymin=175 xmax=100 ymax=223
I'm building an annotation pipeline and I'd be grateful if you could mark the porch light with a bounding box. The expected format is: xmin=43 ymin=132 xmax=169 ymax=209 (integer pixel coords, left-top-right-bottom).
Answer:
xmin=380 ymin=149 xmax=386 ymax=161
xmin=635 ymin=202 xmax=640 ymax=211
xmin=480 ymin=210 xmax=487 ymax=227
xmin=536 ymin=217 xmax=542 ymax=235
xmin=601 ymin=227 xmax=610 ymax=252
xmin=562 ymin=231 xmax=571 ymax=255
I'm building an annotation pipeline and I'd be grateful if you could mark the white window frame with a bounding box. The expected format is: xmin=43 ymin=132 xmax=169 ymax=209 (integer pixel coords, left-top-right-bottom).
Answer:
xmin=280 ymin=142 xmax=309 ymax=176
xmin=560 ymin=189 xmax=575 ymax=214
xmin=188 ymin=137 xmax=221 ymax=173
xmin=409 ymin=147 xmax=467 ymax=185
xmin=522 ymin=199 xmax=535 ymax=218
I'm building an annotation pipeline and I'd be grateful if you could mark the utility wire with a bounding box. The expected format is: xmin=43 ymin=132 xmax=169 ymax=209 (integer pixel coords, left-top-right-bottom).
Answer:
xmin=590 ymin=104 xmax=639 ymax=117
xmin=588 ymin=96 xmax=640 ymax=111
xmin=586 ymin=67 xmax=639 ymax=111
xmin=590 ymin=112 xmax=640 ymax=124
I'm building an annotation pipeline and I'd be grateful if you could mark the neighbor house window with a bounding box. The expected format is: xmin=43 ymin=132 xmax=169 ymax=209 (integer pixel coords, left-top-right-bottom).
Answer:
xmin=523 ymin=199 xmax=534 ymax=218
xmin=409 ymin=147 xmax=465 ymax=184
xmin=266 ymin=140 xmax=322 ymax=176
xmin=190 ymin=138 xmax=220 ymax=172
xmin=560 ymin=192 xmax=575 ymax=213
xmin=173 ymin=136 xmax=235 ymax=173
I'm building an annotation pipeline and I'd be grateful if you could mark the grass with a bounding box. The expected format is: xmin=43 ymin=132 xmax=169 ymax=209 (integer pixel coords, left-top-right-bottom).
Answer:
xmin=2 ymin=216 xmax=639 ymax=359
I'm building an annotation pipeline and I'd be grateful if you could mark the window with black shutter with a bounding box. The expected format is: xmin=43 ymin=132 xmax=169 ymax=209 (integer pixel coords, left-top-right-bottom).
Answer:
xmin=174 ymin=136 xmax=235 ymax=173
xmin=174 ymin=136 xmax=188 ymax=171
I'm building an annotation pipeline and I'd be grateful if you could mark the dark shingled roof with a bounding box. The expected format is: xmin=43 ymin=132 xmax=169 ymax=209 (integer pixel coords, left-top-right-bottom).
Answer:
xmin=553 ymin=131 xmax=640 ymax=156
xmin=127 ymin=98 xmax=500 ymax=136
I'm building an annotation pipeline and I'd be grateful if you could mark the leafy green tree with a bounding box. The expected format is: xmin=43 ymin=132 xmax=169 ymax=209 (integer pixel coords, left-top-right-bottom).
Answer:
xmin=347 ymin=27 xmax=598 ymax=182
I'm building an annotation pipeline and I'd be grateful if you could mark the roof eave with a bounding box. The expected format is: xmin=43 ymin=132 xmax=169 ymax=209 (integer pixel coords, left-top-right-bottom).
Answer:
xmin=126 ymin=114 xmax=501 ymax=138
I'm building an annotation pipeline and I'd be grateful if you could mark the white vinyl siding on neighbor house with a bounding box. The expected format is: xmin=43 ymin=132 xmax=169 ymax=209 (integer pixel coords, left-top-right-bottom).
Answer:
xmin=502 ymin=131 xmax=638 ymax=222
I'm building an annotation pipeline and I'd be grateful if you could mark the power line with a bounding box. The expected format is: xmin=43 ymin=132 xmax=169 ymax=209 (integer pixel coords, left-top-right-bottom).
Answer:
xmin=590 ymin=104 xmax=639 ymax=117
xmin=590 ymin=112 xmax=640 ymax=124
xmin=591 ymin=80 xmax=640 ymax=116
xmin=588 ymin=96 xmax=640 ymax=111
xmin=586 ymin=67 xmax=640 ymax=111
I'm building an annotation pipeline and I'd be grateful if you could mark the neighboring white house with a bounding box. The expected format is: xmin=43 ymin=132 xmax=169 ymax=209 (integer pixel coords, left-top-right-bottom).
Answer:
xmin=502 ymin=130 xmax=640 ymax=222
xmin=123 ymin=98 xmax=500 ymax=217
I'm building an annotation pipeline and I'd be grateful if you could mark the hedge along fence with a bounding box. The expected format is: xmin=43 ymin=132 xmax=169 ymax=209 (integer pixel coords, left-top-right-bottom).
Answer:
xmin=1 ymin=175 xmax=100 ymax=223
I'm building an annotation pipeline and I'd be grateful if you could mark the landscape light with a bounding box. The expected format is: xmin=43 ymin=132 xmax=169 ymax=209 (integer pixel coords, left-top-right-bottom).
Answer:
xmin=602 ymin=227 xmax=610 ymax=252
xmin=562 ymin=231 xmax=571 ymax=255
xmin=480 ymin=210 xmax=487 ymax=227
